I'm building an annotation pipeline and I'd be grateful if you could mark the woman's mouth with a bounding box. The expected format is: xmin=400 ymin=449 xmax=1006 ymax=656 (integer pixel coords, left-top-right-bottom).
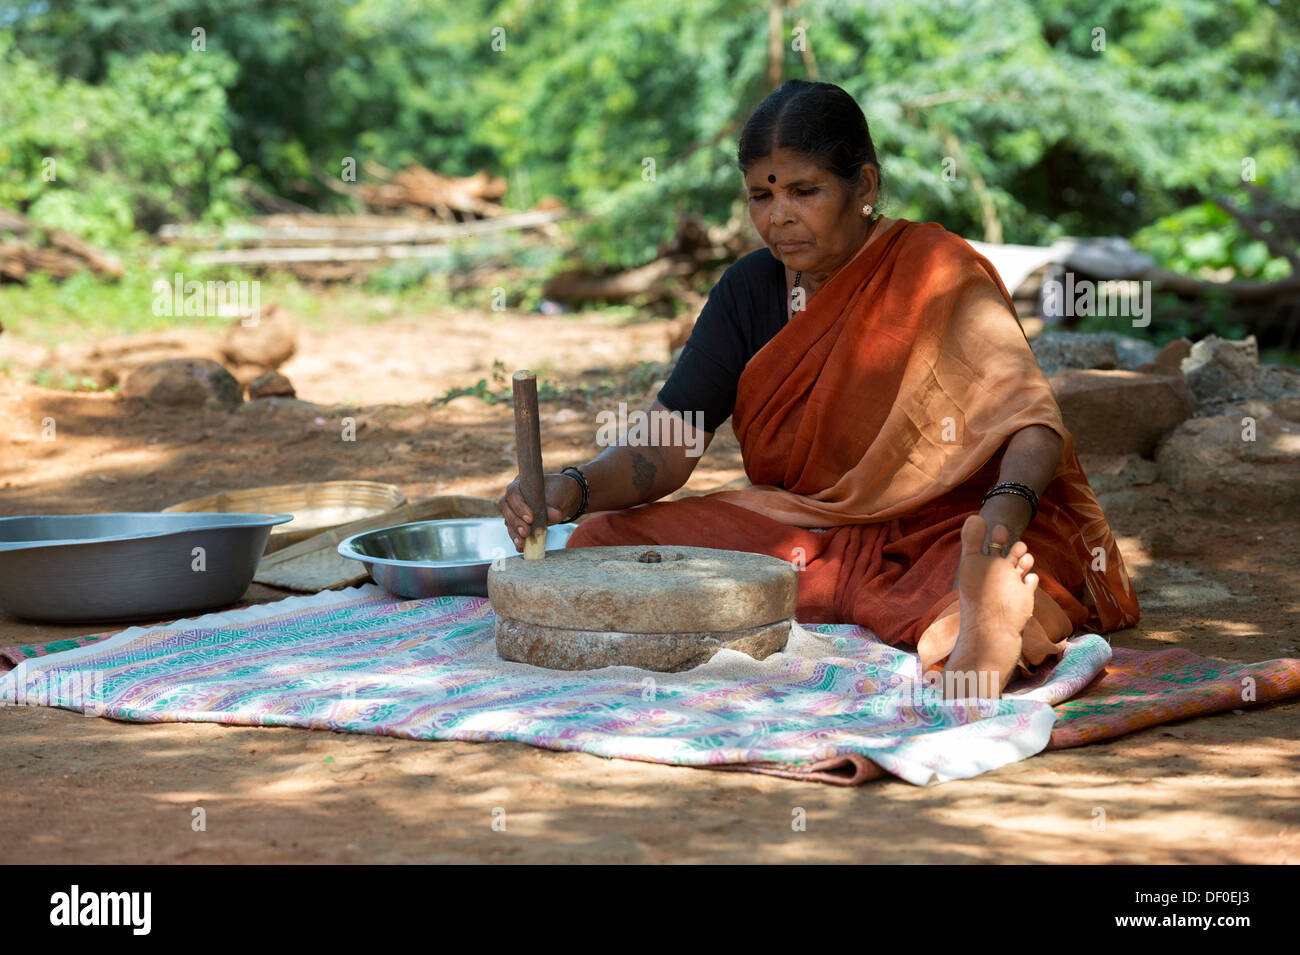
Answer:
xmin=776 ymin=241 xmax=806 ymax=253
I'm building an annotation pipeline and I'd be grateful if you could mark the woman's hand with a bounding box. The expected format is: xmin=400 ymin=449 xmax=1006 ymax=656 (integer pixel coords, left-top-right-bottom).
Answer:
xmin=495 ymin=401 xmax=714 ymax=552
xmin=498 ymin=473 xmax=583 ymax=552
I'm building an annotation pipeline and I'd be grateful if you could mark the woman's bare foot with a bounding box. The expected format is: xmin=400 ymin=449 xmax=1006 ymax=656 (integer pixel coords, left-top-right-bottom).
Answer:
xmin=940 ymin=515 xmax=1039 ymax=699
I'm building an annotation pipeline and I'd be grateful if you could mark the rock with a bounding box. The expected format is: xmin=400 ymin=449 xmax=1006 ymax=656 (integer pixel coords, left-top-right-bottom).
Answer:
xmin=488 ymin=545 xmax=797 ymax=636
xmin=121 ymin=358 xmax=243 ymax=410
xmin=227 ymin=363 xmax=268 ymax=387
xmin=1099 ymin=331 xmax=1161 ymax=369
xmin=1050 ymin=369 xmax=1196 ymax=456
xmin=236 ymin=396 xmax=325 ymax=418
xmin=47 ymin=330 xmax=226 ymax=391
xmin=221 ymin=304 xmax=296 ymax=370
xmin=1180 ymin=335 xmax=1300 ymax=413
xmin=1238 ymin=397 xmax=1300 ymax=422
xmin=1139 ymin=337 xmax=1192 ymax=374
xmin=1032 ymin=331 xmax=1164 ymax=376
xmin=1155 ymin=402 xmax=1300 ymax=511
xmin=1269 ymin=365 xmax=1300 ymax=393
xmin=1031 ymin=332 xmax=1118 ymax=376
xmin=247 ymin=371 xmax=295 ymax=399
xmin=1181 ymin=334 xmax=1259 ymax=405
xmin=1096 ymin=488 xmax=1146 ymax=517
xmin=495 ymin=616 xmax=790 ymax=672
xmin=1079 ymin=453 xmax=1160 ymax=494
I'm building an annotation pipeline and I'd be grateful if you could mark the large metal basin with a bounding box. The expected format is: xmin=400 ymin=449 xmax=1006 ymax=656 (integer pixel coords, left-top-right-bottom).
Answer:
xmin=0 ymin=513 xmax=292 ymax=623
xmin=338 ymin=518 xmax=576 ymax=599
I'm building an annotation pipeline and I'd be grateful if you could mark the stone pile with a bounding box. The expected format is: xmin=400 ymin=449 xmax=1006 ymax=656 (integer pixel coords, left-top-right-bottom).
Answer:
xmin=104 ymin=306 xmax=299 ymax=409
xmin=1040 ymin=331 xmax=1300 ymax=515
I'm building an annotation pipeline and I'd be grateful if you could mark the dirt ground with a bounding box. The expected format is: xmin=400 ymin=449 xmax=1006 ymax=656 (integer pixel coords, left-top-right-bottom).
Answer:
xmin=1 ymin=304 xmax=1297 ymax=864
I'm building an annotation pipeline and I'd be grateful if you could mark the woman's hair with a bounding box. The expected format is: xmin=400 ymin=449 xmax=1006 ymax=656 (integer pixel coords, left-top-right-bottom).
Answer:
xmin=737 ymin=79 xmax=881 ymax=194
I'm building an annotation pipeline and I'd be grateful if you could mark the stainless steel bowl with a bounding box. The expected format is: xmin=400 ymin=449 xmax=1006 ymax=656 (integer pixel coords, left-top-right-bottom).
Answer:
xmin=337 ymin=517 xmax=577 ymax=599
xmin=0 ymin=513 xmax=293 ymax=623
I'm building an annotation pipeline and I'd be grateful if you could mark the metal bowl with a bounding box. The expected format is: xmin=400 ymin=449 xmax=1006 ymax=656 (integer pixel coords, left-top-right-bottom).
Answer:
xmin=337 ymin=517 xmax=577 ymax=599
xmin=0 ymin=513 xmax=293 ymax=623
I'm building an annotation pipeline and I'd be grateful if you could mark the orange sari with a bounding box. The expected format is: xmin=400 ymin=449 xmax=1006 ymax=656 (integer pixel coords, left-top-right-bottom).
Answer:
xmin=567 ymin=218 xmax=1139 ymax=662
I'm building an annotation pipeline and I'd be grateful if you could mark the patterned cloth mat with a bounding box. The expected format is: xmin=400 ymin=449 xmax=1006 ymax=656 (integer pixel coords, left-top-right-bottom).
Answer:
xmin=2 ymin=586 xmax=1297 ymax=786
xmin=1 ymin=632 xmax=114 ymax=666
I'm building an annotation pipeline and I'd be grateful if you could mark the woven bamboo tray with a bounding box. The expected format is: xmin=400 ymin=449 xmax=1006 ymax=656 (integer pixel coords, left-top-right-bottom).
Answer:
xmin=164 ymin=480 xmax=406 ymax=553
xmin=253 ymin=495 xmax=502 ymax=593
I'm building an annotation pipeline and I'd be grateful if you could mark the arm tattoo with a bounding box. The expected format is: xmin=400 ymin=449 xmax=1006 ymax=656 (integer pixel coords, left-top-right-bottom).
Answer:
xmin=630 ymin=451 xmax=658 ymax=497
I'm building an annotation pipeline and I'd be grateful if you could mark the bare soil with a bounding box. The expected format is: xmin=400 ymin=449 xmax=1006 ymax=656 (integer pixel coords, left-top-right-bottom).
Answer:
xmin=1 ymin=305 xmax=1297 ymax=864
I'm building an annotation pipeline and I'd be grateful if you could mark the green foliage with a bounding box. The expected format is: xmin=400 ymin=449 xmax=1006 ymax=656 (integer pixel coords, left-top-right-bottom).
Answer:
xmin=0 ymin=33 xmax=242 ymax=242
xmin=1132 ymin=199 xmax=1294 ymax=280
xmin=1074 ymin=291 xmax=1245 ymax=345
xmin=0 ymin=254 xmax=253 ymax=343
xmin=1 ymin=0 xmax=1297 ymax=290
xmin=432 ymin=359 xmax=515 ymax=404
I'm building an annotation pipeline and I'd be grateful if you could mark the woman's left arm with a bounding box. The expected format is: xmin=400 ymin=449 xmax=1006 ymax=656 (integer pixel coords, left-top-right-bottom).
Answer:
xmin=978 ymin=424 xmax=1064 ymax=550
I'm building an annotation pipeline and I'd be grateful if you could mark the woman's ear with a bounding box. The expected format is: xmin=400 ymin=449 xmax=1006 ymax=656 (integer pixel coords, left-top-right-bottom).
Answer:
xmin=857 ymin=163 xmax=880 ymax=208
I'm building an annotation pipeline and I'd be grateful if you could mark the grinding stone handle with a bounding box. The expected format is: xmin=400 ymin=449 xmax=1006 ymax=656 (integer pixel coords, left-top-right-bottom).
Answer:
xmin=512 ymin=369 xmax=547 ymax=560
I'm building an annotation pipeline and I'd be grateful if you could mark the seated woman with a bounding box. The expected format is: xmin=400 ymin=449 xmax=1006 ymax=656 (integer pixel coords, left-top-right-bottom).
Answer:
xmin=498 ymin=79 xmax=1139 ymax=698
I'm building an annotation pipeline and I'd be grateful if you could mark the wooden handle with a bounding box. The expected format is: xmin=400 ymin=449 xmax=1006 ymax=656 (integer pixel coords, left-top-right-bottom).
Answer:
xmin=512 ymin=370 xmax=547 ymax=560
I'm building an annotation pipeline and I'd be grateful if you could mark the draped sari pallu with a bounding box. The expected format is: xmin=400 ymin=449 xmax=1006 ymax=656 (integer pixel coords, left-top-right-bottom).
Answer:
xmin=569 ymin=219 xmax=1140 ymax=670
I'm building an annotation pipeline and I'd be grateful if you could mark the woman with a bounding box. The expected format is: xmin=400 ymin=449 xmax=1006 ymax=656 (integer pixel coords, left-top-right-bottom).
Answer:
xmin=498 ymin=79 xmax=1139 ymax=698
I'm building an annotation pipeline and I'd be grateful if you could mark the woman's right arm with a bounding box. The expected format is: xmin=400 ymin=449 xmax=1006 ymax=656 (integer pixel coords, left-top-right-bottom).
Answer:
xmin=498 ymin=400 xmax=713 ymax=551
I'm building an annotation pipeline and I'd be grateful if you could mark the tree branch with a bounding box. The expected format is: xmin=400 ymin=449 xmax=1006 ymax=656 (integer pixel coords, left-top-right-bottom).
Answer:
xmin=767 ymin=0 xmax=785 ymax=91
xmin=1213 ymin=195 xmax=1299 ymax=267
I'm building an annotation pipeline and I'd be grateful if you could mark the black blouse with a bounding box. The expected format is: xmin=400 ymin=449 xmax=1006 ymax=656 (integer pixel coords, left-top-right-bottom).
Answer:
xmin=656 ymin=247 xmax=789 ymax=433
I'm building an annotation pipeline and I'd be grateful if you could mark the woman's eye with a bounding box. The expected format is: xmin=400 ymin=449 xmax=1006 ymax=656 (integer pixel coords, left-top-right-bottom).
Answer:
xmin=795 ymin=187 xmax=817 ymax=196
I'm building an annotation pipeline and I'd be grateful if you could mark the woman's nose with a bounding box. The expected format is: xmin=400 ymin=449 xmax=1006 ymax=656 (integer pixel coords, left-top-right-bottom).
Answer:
xmin=769 ymin=197 xmax=794 ymax=224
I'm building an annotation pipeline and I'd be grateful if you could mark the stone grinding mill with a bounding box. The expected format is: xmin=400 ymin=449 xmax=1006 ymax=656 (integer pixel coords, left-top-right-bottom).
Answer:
xmin=488 ymin=370 xmax=799 ymax=672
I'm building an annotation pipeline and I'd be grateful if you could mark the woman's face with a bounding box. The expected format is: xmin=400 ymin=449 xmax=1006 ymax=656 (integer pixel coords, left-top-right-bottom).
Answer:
xmin=744 ymin=147 xmax=878 ymax=277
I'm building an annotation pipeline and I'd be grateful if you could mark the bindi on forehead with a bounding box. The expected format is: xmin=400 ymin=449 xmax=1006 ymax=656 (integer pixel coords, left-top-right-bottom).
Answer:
xmin=768 ymin=173 xmax=776 ymax=183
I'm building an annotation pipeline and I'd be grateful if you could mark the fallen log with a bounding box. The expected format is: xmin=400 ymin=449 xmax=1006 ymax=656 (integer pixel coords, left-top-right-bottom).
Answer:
xmin=160 ymin=208 xmax=568 ymax=248
xmin=0 ymin=208 xmax=125 ymax=281
xmin=0 ymin=210 xmax=29 ymax=235
xmin=180 ymin=209 xmax=572 ymax=269
xmin=541 ymin=214 xmax=756 ymax=305
xmin=543 ymin=257 xmax=699 ymax=304
xmin=1145 ymin=267 xmax=1300 ymax=304
xmin=335 ymin=163 xmax=508 ymax=220
xmin=0 ymin=243 xmax=27 ymax=281
xmin=48 ymin=229 xmax=124 ymax=278
xmin=18 ymin=246 xmax=90 ymax=280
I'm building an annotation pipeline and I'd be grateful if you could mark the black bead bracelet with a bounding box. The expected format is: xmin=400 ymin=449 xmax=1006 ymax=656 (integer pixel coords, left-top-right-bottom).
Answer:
xmin=998 ymin=480 xmax=1041 ymax=513
xmin=559 ymin=466 xmax=590 ymax=522
xmin=983 ymin=481 xmax=1040 ymax=520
